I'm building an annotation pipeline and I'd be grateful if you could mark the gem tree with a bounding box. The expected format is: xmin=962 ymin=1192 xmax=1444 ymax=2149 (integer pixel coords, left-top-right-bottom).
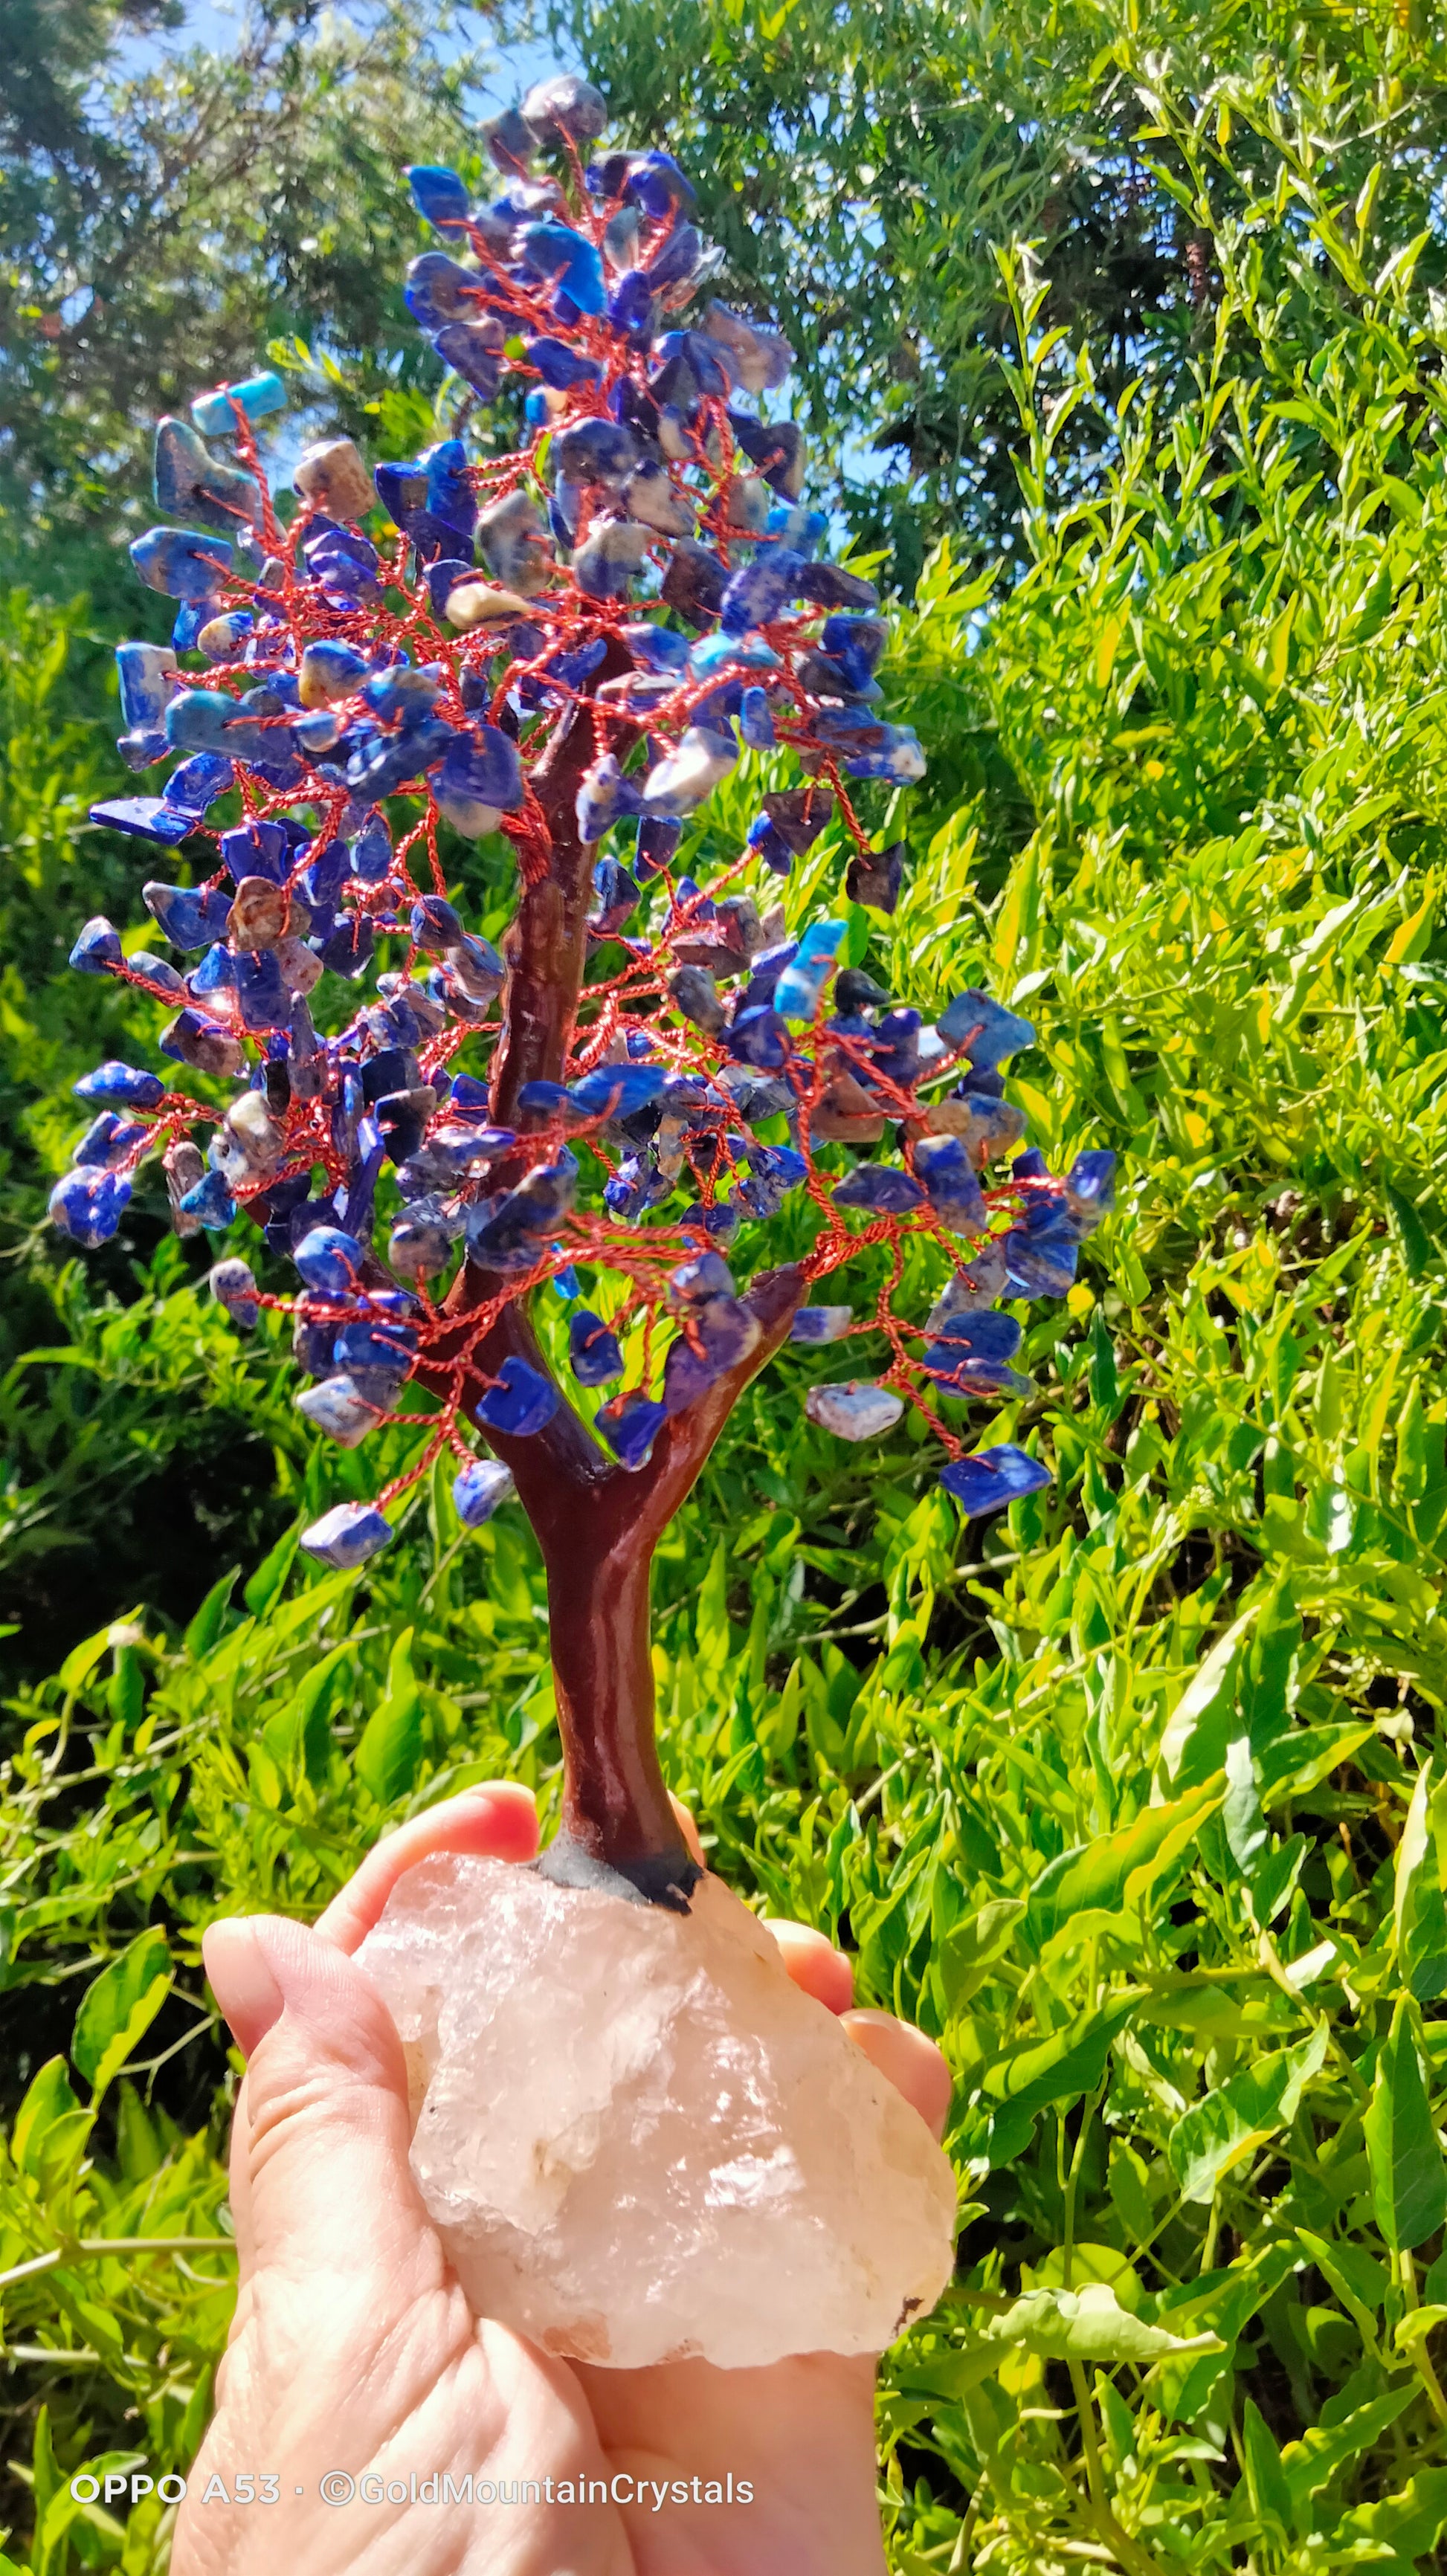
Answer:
xmin=54 ymin=73 xmax=1114 ymax=1908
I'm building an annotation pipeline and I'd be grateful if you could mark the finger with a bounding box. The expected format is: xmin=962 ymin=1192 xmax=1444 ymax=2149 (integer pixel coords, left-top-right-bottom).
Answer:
xmin=668 ymin=1792 xmax=706 ymax=1865
xmin=314 ymin=1781 xmax=538 ymax=1954
xmin=203 ymin=1914 xmax=436 ymax=2303
xmin=227 ymin=2070 xmax=256 ymax=2285
xmin=214 ymin=2068 xmax=257 ymax=2386
xmin=841 ymin=2009 xmax=952 ymax=2141
xmin=763 ymin=1917 xmax=854 ymax=2015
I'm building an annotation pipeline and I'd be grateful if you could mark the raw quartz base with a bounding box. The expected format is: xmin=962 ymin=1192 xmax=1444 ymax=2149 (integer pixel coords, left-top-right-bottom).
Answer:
xmin=356 ymin=1853 xmax=957 ymax=2370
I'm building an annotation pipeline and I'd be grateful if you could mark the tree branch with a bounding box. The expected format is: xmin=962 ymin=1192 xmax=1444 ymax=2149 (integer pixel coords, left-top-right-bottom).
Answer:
xmin=432 ymin=1277 xmax=613 ymax=1501
xmin=490 ymin=630 xmax=639 ymax=1131
xmin=625 ymin=1261 xmax=808 ymax=1549
xmin=430 ymin=631 xmax=641 ymax=1485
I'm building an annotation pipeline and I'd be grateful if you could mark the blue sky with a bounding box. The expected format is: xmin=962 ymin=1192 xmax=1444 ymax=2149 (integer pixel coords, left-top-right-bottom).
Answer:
xmin=113 ymin=2 xmax=561 ymax=107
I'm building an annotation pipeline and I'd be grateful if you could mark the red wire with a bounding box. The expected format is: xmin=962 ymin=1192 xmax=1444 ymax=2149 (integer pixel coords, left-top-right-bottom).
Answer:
xmin=126 ymin=279 xmax=1036 ymax=1515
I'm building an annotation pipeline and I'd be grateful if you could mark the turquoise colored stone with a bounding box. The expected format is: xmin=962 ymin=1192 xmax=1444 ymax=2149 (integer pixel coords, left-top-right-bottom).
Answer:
xmin=190 ymin=372 xmax=286 ymax=436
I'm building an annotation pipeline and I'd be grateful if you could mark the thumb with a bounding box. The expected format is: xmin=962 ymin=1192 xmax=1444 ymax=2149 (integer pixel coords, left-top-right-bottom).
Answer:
xmin=204 ymin=1914 xmax=437 ymax=2305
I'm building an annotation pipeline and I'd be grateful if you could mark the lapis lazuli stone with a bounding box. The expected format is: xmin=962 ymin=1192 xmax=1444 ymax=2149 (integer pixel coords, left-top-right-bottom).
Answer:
xmin=144 ymin=881 xmax=233 ymax=949
xmin=596 ymin=1389 xmax=668 ymax=1469
xmin=832 ymin=1166 xmax=924 ymax=1216
xmin=569 ymin=1063 xmax=668 ymax=1121
xmin=1002 ymin=1225 xmax=1078 ymax=1300
xmin=294 ymin=1227 xmax=365 ymax=1294
xmin=937 ymin=988 xmax=1036 ymax=1067
xmin=789 ymin=1305 xmax=853 ymax=1343
xmin=166 ymin=752 xmax=236 ymax=813
xmin=72 ymin=1111 xmax=146 ymax=1170
xmin=69 ymin=917 xmax=123 ymax=974
xmin=406 ymin=163 xmax=471 ymax=228
xmin=519 ymin=221 xmax=606 ymax=314
xmin=938 ymin=1444 xmax=1051 ymax=1517
xmin=727 ymin=1007 xmax=790 ymax=1070
xmin=210 ymin=1257 xmax=261 ymax=1328
xmin=773 ymin=920 xmax=846 ymax=1021
xmin=74 ymin=1061 xmax=166 ymax=1111
xmin=300 ymin=1500 xmax=393 ymax=1569
xmin=453 ymin=1458 xmax=516 ymax=1524
xmin=570 ymin=1308 xmax=624 ymax=1386
xmin=1066 ymin=1151 xmax=1117 ymax=1229
xmin=913 ymin=1134 xmax=988 ymax=1235
xmin=116 ymin=641 xmax=178 ymax=729
xmin=49 ymin=1167 xmax=132 ymax=1245
xmin=476 ymin=1354 xmax=561 ymax=1437
xmin=130 ymin=529 xmax=233 ymax=599
xmin=90 ymin=797 xmax=198 ymax=848
xmin=178 ymin=1169 xmax=237 ymax=1230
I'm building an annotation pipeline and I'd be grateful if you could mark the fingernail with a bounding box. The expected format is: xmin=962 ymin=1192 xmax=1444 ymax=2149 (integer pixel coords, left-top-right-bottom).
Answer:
xmin=842 ymin=2010 xmax=953 ymax=2141
xmin=203 ymin=1918 xmax=287 ymax=2060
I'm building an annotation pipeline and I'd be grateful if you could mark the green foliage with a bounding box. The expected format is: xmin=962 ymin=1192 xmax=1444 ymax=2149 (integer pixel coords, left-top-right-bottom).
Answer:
xmin=11 ymin=6 xmax=1447 ymax=2572
xmin=533 ymin=0 xmax=1447 ymax=572
xmin=0 ymin=587 xmax=310 ymax=1668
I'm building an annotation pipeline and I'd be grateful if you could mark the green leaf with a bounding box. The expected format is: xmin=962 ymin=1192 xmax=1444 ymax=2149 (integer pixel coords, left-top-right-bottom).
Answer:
xmin=1027 ymin=1781 xmax=1220 ymax=1946
xmin=976 ymin=1994 xmax=1140 ymax=2160
xmin=1295 ymin=2228 xmax=1390 ymax=2340
xmin=1239 ymin=1584 xmax=1301 ymax=1750
xmin=1222 ymin=1736 xmax=1267 ymax=1878
xmin=244 ymin=1526 xmax=297 ymax=1615
xmin=1395 ymin=2305 xmax=1447 ymax=2356
xmin=1087 ymin=1305 xmax=1118 ymax=1410
xmin=108 ymin=1643 xmax=144 ymax=1732
xmin=695 ymin=1538 xmax=731 ymax=1668
xmin=12 ymin=2055 xmax=94 ymax=2194
xmin=1395 ymin=1760 xmax=1447 ymax=2001
xmin=1364 ymin=1996 xmax=1447 ymax=2253
xmin=1339 ymin=2467 xmax=1447 ymax=2563
xmin=1153 ymin=2242 xmax=1298 ymax=2430
xmin=72 ymin=1925 xmax=173 ymax=2100
xmin=1387 ymin=1182 xmax=1436 ymax=1279
xmin=935 ymin=1897 xmax=1025 ymax=2011
xmin=57 ymin=1626 xmax=112 ymax=1699
xmin=1242 ymin=2398 xmax=1295 ymax=2548
xmin=1258 ymin=1723 xmax=1376 ymax=1803
xmin=1158 ymin=1604 xmax=1258 ymax=1786
xmin=32 ymin=2401 xmax=57 ymax=2530
xmin=1168 ymin=2026 xmax=1327 ymax=2204
xmin=1108 ymin=2137 xmax=1158 ymax=2241
xmin=262 ymin=1640 xmax=353 ymax=1789
xmin=982 ymin=2282 xmax=1223 ymax=2365
xmin=1251 ymin=1832 xmax=1308 ymax=1928
xmin=985 ymin=1995 xmax=1138 ymax=2110
xmin=184 ymin=1566 xmax=239 ymax=1658
xmin=354 ymin=1626 xmax=423 ymax=1806
xmin=1277 ymin=2380 xmax=1400 ymax=2503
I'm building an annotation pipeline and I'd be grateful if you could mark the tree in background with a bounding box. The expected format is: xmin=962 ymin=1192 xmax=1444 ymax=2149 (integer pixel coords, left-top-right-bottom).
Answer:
xmin=521 ymin=0 xmax=1447 ymax=575
xmin=2 ymin=0 xmax=489 ymax=564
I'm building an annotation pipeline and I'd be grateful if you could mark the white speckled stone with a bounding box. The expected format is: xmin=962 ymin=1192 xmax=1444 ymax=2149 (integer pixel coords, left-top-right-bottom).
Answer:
xmin=805 ymin=1381 xmax=905 ymax=1441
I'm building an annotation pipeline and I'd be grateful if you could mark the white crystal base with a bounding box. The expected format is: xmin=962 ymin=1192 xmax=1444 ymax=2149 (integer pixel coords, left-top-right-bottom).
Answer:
xmin=357 ymin=1853 xmax=958 ymax=2369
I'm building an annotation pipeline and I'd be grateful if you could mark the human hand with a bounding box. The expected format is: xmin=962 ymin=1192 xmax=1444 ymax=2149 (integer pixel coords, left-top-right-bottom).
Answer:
xmin=174 ymin=1786 xmax=953 ymax=2576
